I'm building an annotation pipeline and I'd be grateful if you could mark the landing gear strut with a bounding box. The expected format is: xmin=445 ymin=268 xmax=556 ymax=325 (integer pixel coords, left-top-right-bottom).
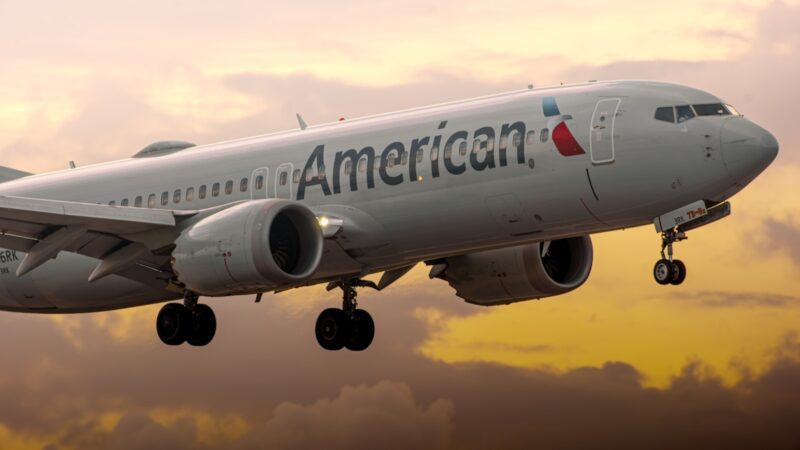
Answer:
xmin=315 ymin=279 xmax=375 ymax=351
xmin=156 ymin=291 xmax=217 ymax=346
xmin=653 ymin=229 xmax=687 ymax=286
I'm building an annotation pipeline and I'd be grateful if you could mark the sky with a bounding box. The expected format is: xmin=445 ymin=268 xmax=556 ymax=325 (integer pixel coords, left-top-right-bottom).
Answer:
xmin=1 ymin=0 xmax=800 ymax=449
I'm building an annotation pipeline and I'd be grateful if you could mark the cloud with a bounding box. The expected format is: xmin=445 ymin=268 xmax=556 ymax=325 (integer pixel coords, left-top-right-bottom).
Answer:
xmin=14 ymin=351 xmax=800 ymax=450
xmin=664 ymin=290 xmax=800 ymax=308
xmin=761 ymin=218 xmax=800 ymax=266
xmin=241 ymin=381 xmax=453 ymax=450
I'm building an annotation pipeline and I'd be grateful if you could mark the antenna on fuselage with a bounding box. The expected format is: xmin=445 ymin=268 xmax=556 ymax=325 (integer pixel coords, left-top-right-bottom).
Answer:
xmin=69 ymin=161 xmax=76 ymax=169
xmin=296 ymin=113 xmax=308 ymax=130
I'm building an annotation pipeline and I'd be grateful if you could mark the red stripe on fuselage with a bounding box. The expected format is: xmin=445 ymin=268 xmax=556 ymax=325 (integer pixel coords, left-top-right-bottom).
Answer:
xmin=552 ymin=122 xmax=585 ymax=157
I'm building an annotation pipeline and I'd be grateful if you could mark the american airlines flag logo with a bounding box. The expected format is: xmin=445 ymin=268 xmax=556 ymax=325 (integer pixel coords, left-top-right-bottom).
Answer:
xmin=543 ymin=97 xmax=586 ymax=157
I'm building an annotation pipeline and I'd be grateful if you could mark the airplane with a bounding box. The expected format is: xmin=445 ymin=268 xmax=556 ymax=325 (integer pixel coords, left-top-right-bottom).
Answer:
xmin=0 ymin=80 xmax=778 ymax=350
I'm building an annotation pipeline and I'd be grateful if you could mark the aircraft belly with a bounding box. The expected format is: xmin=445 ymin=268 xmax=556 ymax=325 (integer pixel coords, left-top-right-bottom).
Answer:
xmin=0 ymin=250 xmax=173 ymax=313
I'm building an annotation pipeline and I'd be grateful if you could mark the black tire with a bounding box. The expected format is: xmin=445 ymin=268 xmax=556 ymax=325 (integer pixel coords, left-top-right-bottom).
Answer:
xmin=315 ymin=308 xmax=348 ymax=351
xmin=653 ymin=259 xmax=674 ymax=285
xmin=186 ymin=304 xmax=217 ymax=347
xmin=345 ymin=309 xmax=375 ymax=352
xmin=670 ymin=260 xmax=687 ymax=285
xmin=156 ymin=303 xmax=190 ymax=346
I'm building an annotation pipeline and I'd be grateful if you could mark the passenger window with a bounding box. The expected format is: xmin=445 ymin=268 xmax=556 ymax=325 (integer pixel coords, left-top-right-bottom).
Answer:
xmin=173 ymin=189 xmax=181 ymax=204
xmin=148 ymin=194 xmax=156 ymax=208
xmin=472 ymin=140 xmax=480 ymax=154
xmin=135 ymin=196 xmax=143 ymax=208
xmin=255 ymin=175 xmax=264 ymax=190
xmin=293 ymin=169 xmax=300 ymax=183
xmin=240 ymin=178 xmax=248 ymax=192
xmin=499 ymin=136 xmax=508 ymax=151
xmin=186 ymin=187 xmax=194 ymax=202
xmin=431 ymin=145 xmax=439 ymax=161
xmin=318 ymin=165 xmax=326 ymax=180
xmin=344 ymin=160 xmax=353 ymax=175
xmin=539 ymin=129 xmax=549 ymax=143
xmin=199 ymin=185 xmax=207 ymax=199
xmin=280 ymin=171 xmax=288 ymax=186
xmin=212 ymin=183 xmax=220 ymax=197
xmin=305 ymin=171 xmax=312 ymax=182
xmin=161 ymin=192 xmax=169 ymax=206
xmin=676 ymin=105 xmax=695 ymax=123
xmin=693 ymin=103 xmax=730 ymax=116
xmin=459 ymin=141 xmax=468 ymax=156
xmin=121 ymin=198 xmax=129 ymax=207
xmin=416 ymin=150 xmax=424 ymax=164
xmin=358 ymin=159 xmax=367 ymax=173
xmin=225 ymin=180 xmax=233 ymax=195
xmin=401 ymin=152 xmax=408 ymax=165
xmin=387 ymin=156 xmax=396 ymax=168
xmin=655 ymin=106 xmax=675 ymax=123
xmin=109 ymin=201 xmax=116 ymax=206
xmin=526 ymin=130 xmax=537 ymax=145
xmin=513 ymin=133 xmax=523 ymax=147
xmin=487 ymin=137 xmax=494 ymax=152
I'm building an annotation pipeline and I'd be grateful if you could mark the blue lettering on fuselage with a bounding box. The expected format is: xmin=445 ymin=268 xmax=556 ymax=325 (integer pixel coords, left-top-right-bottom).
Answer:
xmin=297 ymin=121 xmax=528 ymax=200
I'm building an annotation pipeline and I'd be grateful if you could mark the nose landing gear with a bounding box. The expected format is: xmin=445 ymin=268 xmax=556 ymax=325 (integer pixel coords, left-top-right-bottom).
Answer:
xmin=315 ymin=279 xmax=376 ymax=351
xmin=156 ymin=291 xmax=217 ymax=346
xmin=653 ymin=230 xmax=688 ymax=285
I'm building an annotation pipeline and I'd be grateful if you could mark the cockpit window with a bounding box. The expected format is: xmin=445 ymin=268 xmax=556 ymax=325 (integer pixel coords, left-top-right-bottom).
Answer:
xmin=676 ymin=105 xmax=695 ymax=123
xmin=655 ymin=106 xmax=675 ymax=123
xmin=726 ymin=104 xmax=741 ymax=116
xmin=692 ymin=103 xmax=730 ymax=116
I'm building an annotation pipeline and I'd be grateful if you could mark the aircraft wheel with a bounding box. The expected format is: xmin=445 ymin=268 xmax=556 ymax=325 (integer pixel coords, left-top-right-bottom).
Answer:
xmin=156 ymin=303 xmax=190 ymax=346
xmin=186 ymin=304 xmax=217 ymax=347
xmin=345 ymin=309 xmax=375 ymax=352
xmin=315 ymin=308 xmax=349 ymax=351
xmin=670 ymin=260 xmax=687 ymax=285
xmin=653 ymin=259 xmax=674 ymax=285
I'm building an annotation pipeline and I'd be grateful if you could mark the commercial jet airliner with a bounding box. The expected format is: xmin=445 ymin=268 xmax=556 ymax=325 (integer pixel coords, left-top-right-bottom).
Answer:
xmin=0 ymin=80 xmax=778 ymax=350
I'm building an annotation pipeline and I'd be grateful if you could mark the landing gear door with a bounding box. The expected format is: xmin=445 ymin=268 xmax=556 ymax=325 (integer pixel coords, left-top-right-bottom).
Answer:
xmin=251 ymin=167 xmax=268 ymax=199
xmin=590 ymin=98 xmax=621 ymax=165
xmin=275 ymin=163 xmax=294 ymax=200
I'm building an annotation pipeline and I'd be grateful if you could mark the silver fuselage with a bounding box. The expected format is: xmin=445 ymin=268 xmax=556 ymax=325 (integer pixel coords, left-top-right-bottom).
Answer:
xmin=0 ymin=81 xmax=778 ymax=312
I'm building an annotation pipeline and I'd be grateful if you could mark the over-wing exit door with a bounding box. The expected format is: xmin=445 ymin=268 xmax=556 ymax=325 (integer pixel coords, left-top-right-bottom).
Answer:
xmin=590 ymin=98 xmax=621 ymax=164
xmin=251 ymin=167 xmax=268 ymax=199
xmin=275 ymin=163 xmax=293 ymax=200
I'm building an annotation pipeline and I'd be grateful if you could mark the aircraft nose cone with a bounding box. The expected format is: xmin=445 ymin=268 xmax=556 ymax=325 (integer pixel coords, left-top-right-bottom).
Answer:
xmin=721 ymin=118 xmax=779 ymax=185
xmin=760 ymin=129 xmax=780 ymax=162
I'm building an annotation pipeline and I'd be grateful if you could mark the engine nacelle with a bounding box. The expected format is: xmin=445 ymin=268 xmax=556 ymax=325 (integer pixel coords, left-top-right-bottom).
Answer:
xmin=172 ymin=199 xmax=324 ymax=296
xmin=436 ymin=236 xmax=593 ymax=305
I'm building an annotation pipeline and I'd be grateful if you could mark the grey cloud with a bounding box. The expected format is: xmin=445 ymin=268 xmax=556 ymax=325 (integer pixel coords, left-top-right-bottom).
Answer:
xmin=240 ymin=381 xmax=453 ymax=450
xmin=761 ymin=218 xmax=800 ymax=266
xmin=49 ymin=412 xmax=200 ymax=450
xmin=664 ymin=289 xmax=800 ymax=308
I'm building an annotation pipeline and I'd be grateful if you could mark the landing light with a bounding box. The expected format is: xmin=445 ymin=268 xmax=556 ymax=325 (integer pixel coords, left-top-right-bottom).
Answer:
xmin=319 ymin=216 xmax=330 ymax=227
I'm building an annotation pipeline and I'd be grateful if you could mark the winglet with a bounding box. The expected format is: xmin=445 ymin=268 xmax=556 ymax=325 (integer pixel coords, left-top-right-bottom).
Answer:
xmin=296 ymin=113 xmax=308 ymax=130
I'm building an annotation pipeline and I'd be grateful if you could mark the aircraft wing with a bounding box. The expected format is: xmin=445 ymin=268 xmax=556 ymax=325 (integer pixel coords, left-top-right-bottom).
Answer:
xmin=0 ymin=166 xmax=33 ymax=184
xmin=0 ymin=195 xmax=197 ymax=288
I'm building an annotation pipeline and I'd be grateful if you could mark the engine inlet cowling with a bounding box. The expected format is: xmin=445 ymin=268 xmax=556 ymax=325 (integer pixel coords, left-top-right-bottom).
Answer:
xmin=436 ymin=236 xmax=593 ymax=306
xmin=172 ymin=199 xmax=323 ymax=296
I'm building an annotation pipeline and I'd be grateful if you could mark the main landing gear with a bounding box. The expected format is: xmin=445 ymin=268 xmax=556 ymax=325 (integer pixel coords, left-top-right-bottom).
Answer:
xmin=653 ymin=229 xmax=688 ymax=286
xmin=315 ymin=279 xmax=376 ymax=351
xmin=156 ymin=291 xmax=216 ymax=346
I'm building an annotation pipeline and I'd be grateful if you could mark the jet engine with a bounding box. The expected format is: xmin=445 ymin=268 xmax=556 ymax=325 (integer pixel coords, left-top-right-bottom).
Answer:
xmin=172 ymin=199 xmax=324 ymax=296
xmin=433 ymin=236 xmax=593 ymax=305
